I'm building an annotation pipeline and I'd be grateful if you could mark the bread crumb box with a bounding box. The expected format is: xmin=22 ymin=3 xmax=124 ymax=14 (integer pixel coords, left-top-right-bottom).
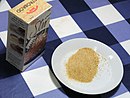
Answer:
xmin=6 ymin=0 xmax=52 ymax=71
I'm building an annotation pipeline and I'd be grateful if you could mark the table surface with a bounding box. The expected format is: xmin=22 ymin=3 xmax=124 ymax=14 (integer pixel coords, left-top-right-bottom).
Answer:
xmin=0 ymin=0 xmax=130 ymax=98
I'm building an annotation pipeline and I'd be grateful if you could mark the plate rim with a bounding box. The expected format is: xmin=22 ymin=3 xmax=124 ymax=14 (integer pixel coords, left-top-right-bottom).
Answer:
xmin=51 ymin=38 xmax=124 ymax=95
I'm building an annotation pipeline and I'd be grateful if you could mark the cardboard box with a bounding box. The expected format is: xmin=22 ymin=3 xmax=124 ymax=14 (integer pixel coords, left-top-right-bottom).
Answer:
xmin=6 ymin=0 xmax=52 ymax=71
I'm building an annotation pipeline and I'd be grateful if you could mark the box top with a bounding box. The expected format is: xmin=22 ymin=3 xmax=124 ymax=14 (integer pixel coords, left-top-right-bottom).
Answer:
xmin=9 ymin=0 xmax=52 ymax=23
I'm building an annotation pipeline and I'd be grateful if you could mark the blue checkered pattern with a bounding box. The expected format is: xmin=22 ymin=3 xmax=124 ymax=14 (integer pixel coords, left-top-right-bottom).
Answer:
xmin=0 ymin=0 xmax=130 ymax=98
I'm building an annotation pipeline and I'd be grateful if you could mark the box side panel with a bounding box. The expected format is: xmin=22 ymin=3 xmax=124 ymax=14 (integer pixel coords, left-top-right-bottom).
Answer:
xmin=6 ymin=11 xmax=27 ymax=71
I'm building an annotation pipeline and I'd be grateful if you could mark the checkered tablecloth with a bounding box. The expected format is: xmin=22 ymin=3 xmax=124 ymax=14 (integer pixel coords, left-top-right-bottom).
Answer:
xmin=0 ymin=0 xmax=130 ymax=98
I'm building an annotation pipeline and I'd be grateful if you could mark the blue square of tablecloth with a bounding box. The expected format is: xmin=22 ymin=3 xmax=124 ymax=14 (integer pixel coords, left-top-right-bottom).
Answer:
xmin=24 ymin=57 xmax=47 ymax=72
xmin=126 ymin=18 xmax=130 ymax=24
xmin=6 ymin=0 xmax=24 ymax=8
xmin=84 ymin=0 xmax=110 ymax=9
xmin=59 ymin=0 xmax=91 ymax=14
xmin=0 ymin=11 xmax=8 ymax=32
xmin=106 ymin=20 xmax=130 ymax=42
xmin=42 ymin=39 xmax=62 ymax=67
xmin=71 ymin=10 xmax=103 ymax=31
xmin=0 ymin=74 xmax=33 ymax=98
xmin=122 ymin=64 xmax=130 ymax=92
xmin=47 ymin=26 xmax=60 ymax=42
xmin=49 ymin=0 xmax=69 ymax=19
xmin=111 ymin=43 xmax=130 ymax=65
xmin=84 ymin=26 xmax=119 ymax=46
xmin=0 ymin=54 xmax=20 ymax=79
xmin=0 ymin=39 xmax=5 ymax=54
xmin=108 ymin=0 xmax=126 ymax=4
xmin=113 ymin=1 xmax=130 ymax=19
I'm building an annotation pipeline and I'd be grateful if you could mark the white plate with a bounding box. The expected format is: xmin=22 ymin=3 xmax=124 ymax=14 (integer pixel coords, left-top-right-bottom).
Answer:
xmin=51 ymin=38 xmax=124 ymax=95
